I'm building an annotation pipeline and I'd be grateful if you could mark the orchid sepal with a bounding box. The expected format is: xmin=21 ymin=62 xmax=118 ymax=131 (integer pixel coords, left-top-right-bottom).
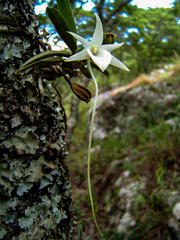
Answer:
xmin=92 ymin=13 xmax=103 ymax=46
xmin=110 ymin=55 xmax=130 ymax=71
xmin=101 ymin=42 xmax=124 ymax=51
xmin=67 ymin=31 xmax=91 ymax=48
xmin=65 ymin=14 xmax=129 ymax=72
xmin=65 ymin=49 xmax=89 ymax=62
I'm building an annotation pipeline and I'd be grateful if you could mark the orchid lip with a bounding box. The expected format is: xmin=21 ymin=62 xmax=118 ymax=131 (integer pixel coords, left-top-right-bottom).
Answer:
xmin=90 ymin=45 xmax=99 ymax=55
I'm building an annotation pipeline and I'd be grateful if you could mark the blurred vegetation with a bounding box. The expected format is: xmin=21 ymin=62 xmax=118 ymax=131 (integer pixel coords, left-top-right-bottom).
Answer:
xmin=67 ymin=57 xmax=180 ymax=239
xmin=34 ymin=0 xmax=180 ymax=83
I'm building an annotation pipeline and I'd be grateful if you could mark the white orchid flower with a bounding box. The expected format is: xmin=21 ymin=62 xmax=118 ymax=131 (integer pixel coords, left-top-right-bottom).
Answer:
xmin=65 ymin=13 xmax=129 ymax=72
xmin=65 ymin=14 xmax=129 ymax=237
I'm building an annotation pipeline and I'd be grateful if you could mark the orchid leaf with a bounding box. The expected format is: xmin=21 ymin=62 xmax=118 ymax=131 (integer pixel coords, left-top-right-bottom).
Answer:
xmin=23 ymin=50 xmax=69 ymax=67
xmin=80 ymin=66 xmax=91 ymax=79
xmin=46 ymin=7 xmax=77 ymax=52
xmin=17 ymin=57 xmax=63 ymax=73
xmin=57 ymin=0 xmax=77 ymax=33
xmin=17 ymin=50 xmax=70 ymax=73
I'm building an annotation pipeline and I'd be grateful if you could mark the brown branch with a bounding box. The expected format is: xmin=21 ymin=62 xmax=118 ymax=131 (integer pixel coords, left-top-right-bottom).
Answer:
xmin=96 ymin=0 xmax=105 ymax=21
xmin=103 ymin=0 xmax=132 ymax=26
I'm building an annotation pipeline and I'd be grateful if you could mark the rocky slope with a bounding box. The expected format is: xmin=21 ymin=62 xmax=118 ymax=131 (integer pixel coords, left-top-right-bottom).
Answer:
xmin=86 ymin=71 xmax=180 ymax=239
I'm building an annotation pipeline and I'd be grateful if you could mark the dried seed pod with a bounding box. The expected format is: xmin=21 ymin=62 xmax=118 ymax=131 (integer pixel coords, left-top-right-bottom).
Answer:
xmin=69 ymin=82 xmax=92 ymax=103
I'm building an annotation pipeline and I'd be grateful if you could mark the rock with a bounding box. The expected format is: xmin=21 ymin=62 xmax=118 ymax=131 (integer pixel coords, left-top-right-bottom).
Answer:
xmin=118 ymin=180 xmax=146 ymax=200
xmin=115 ymin=171 xmax=130 ymax=187
xmin=90 ymin=145 xmax=101 ymax=154
xmin=117 ymin=212 xmax=136 ymax=233
xmin=91 ymin=127 xmax=106 ymax=139
xmin=168 ymin=192 xmax=180 ymax=207
xmin=88 ymin=81 xmax=180 ymax=140
xmin=168 ymin=217 xmax=180 ymax=240
xmin=173 ymin=202 xmax=180 ymax=220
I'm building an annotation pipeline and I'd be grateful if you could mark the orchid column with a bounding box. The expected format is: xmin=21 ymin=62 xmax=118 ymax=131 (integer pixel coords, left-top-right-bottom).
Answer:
xmin=65 ymin=13 xmax=129 ymax=236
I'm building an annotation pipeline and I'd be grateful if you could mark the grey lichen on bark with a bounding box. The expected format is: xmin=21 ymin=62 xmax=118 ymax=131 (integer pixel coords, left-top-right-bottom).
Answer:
xmin=0 ymin=1 xmax=74 ymax=239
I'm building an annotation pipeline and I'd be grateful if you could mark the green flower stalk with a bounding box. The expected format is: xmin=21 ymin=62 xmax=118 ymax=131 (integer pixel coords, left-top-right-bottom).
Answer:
xmin=65 ymin=13 xmax=129 ymax=236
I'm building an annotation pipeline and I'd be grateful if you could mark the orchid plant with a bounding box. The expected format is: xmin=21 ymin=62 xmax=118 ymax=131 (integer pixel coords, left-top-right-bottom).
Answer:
xmin=17 ymin=0 xmax=129 ymax=237
xmin=65 ymin=13 xmax=129 ymax=237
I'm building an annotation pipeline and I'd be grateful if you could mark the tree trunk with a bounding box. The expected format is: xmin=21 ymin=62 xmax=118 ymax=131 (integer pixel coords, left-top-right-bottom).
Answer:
xmin=0 ymin=1 xmax=74 ymax=239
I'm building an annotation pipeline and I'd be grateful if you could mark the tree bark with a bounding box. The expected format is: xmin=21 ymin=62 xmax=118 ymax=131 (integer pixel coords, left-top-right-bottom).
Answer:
xmin=0 ymin=1 xmax=74 ymax=239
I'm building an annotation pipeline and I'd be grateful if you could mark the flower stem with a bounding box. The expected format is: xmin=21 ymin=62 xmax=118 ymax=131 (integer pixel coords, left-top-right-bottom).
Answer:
xmin=87 ymin=58 xmax=103 ymax=237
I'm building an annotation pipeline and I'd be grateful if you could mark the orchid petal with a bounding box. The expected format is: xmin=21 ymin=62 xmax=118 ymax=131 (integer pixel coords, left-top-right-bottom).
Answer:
xmin=65 ymin=48 xmax=89 ymax=62
xmin=68 ymin=31 xmax=91 ymax=48
xmin=110 ymin=55 xmax=130 ymax=71
xmin=87 ymin=48 xmax=112 ymax=72
xmin=101 ymin=42 xmax=124 ymax=51
xmin=66 ymin=14 xmax=129 ymax=73
xmin=91 ymin=14 xmax=103 ymax=47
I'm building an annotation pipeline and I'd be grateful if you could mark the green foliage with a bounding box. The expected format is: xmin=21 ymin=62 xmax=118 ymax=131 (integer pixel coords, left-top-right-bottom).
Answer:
xmin=71 ymin=1 xmax=180 ymax=78
xmin=77 ymin=220 xmax=89 ymax=240
xmin=156 ymin=166 xmax=167 ymax=187
xmin=46 ymin=7 xmax=77 ymax=52
xmin=34 ymin=0 xmax=180 ymax=83
xmin=134 ymin=193 xmax=147 ymax=210
xmin=57 ymin=0 xmax=77 ymax=33
xmin=122 ymin=6 xmax=180 ymax=73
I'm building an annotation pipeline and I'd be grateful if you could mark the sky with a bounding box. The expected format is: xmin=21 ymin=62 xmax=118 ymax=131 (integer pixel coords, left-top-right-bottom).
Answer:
xmin=81 ymin=0 xmax=175 ymax=11
xmin=35 ymin=0 xmax=175 ymax=14
xmin=129 ymin=0 xmax=174 ymax=9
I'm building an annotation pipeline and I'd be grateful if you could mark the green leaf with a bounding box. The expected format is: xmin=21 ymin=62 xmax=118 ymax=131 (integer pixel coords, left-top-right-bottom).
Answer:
xmin=78 ymin=223 xmax=83 ymax=240
xmin=81 ymin=221 xmax=86 ymax=232
xmin=23 ymin=50 xmax=69 ymax=67
xmin=18 ymin=57 xmax=61 ymax=73
xmin=17 ymin=50 xmax=69 ymax=73
xmin=80 ymin=66 xmax=91 ymax=79
xmin=84 ymin=237 xmax=92 ymax=240
xmin=57 ymin=0 xmax=77 ymax=33
xmin=46 ymin=7 xmax=77 ymax=52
